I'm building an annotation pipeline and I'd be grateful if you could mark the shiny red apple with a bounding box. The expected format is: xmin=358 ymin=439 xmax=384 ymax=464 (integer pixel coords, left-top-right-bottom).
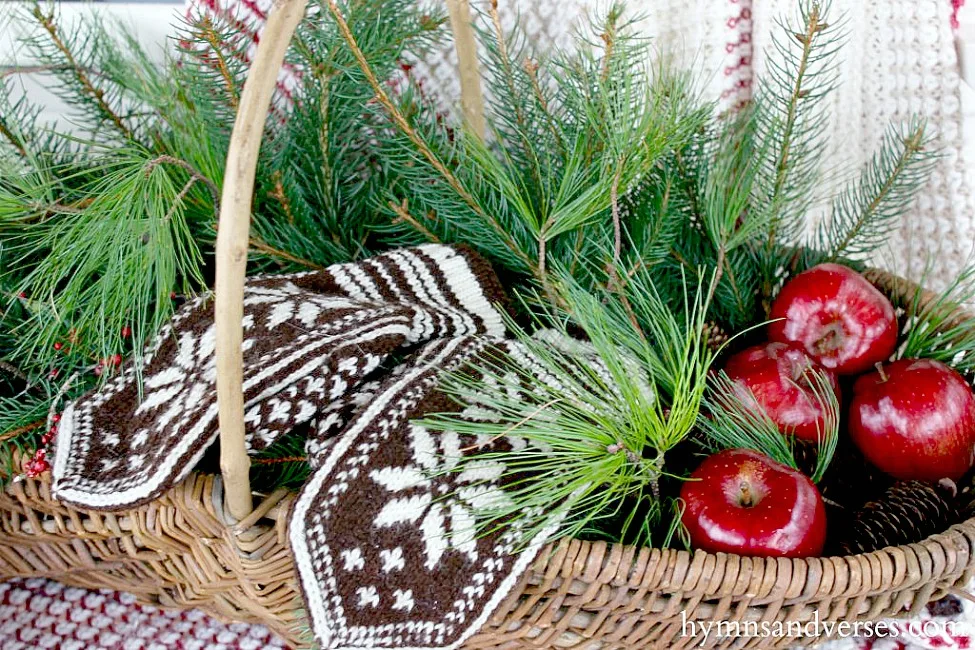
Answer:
xmin=768 ymin=263 xmax=898 ymax=375
xmin=722 ymin=342 xmax=840 ymax=441
xmin=680 ymin=448 xmax=827 ymax=557
xmin=849 ymin=358 xmax=975 ymax=481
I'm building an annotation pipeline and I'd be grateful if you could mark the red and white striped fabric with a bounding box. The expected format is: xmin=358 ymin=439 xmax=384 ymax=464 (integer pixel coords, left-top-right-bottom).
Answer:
xmin=0 ymin=578 xmax=288 ymax=650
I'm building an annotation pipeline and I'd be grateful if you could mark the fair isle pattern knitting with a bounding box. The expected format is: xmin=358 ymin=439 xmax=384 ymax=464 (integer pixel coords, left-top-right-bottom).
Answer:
xmin=51 ymin=245 xmax=507 ymax=511
xmin=290 ymin=336 xmax=566 ymax=650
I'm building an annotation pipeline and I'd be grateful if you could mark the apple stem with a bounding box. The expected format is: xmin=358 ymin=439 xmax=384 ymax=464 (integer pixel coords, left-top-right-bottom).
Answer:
xmin=875 ymin=362 xmax=888 ymax=382
xmin=739 ymin=482 xmax=753 ymax=508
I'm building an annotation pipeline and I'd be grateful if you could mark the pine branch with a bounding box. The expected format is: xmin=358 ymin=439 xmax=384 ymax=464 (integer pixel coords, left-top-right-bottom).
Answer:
xmin=145 ymin=155 xmax=220 ymax=207
xmin=28 ymin=5 xmax=135 ymax=142
xmin=250 ymin=429 xmax=311 ymax=491
xmin=194 ymin=15 xmax=241 ymax=112
xmin=420 ymin=265 xmax=716 ymax=546
xmin=248 ymin=0 xmax=448 ymax=269
xmin=0 ymin=117 xmax=27 ymax=159
xmin=248 ymin=234 xmax=326 ymax=270
xmin=812 ymin=118 xmax=937 ymax=264
xmin=0 ymin=147 xmax=207 ymax=379
xmin=752 ymin=0 xmax=845 ymax=301
xmin=388 ymin=199 xmax=441 ymax=244
xmin=325 ymin=0 xmax=537 ymax=276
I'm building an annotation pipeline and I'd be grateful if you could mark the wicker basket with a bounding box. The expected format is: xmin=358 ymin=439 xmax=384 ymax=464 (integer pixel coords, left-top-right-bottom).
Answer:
xmin=2 ymin=1 xmax=974 ymax=648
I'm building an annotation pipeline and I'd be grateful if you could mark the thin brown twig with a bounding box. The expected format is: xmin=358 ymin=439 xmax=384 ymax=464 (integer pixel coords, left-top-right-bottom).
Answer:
xmin=765 ymin=3 xmax=821 ymax=254
xmin=268 ymin=171 xmax=295 ymax=225
xmin=144 ymin=155 xmax=221 ymax=208
xmin=605 ymin=162 xmax=644 ymax=338
xmin=0 ymin=361 xmax=28 ymax=382
xmin=523 ymin=59 xmax=565 ymax=157
xmin=32 ymin=6 xmax=134 ymax=141
xmin=609 ymin=164 xmax=624 ymax=283
xmin=162 ymin=177 xmax=202 ymax=223
xmin=194 ymin=16 xmax=241 ymax=111
xmin=252 ymin=455 xmax=307 ymax=465
xmin=324 ymin=0 xmax=538 ymax=278
xmin=0 ymin=420 xmax=45 ymax=444
xmin=599 ymin=23 xmax=616 ymax=84
xmin=0 ymin=63 xmax=87 ymax=79
xmin=389 ymin=199 xmax=441 ymax=244
xmin=485 ymin=3 xmax=548 ymax=210
xmin=0 ymin=120 xmax=28 ymax=158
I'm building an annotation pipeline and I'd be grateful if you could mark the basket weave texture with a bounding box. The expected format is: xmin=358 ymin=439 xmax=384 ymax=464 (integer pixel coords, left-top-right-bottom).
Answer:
xmin=2 ymin=0 xmax=975 ymax=647
xmin=2 ymin=428 xmax=975 ymax=649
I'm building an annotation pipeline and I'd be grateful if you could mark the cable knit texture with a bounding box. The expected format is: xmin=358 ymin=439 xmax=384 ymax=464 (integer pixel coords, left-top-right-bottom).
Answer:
xmin=752 ymin=0 xmax=975 ymax=290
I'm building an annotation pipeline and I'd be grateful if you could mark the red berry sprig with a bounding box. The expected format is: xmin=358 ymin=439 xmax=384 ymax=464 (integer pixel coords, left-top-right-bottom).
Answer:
xmin=24 ymin=448 xmax=49 ymax=478
xmin=25 ymin=414 xmax=61 ymax=479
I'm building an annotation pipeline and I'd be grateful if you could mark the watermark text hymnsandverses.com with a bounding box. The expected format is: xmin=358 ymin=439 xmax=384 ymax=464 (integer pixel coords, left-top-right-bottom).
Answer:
xmin=681 ymin=611 xmax=960 ymax=645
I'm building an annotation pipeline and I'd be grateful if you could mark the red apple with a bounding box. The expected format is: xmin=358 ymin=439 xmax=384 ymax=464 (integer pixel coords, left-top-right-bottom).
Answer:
xmin=849 ymin=358 xmax=975 ymax=481
xmin=680 ymin=448 xmax=827 ymax=558
xmin=768 ymin=263 xmax=898 ymax=375
xmin=722 ymin=342 xmax=840 ymax=441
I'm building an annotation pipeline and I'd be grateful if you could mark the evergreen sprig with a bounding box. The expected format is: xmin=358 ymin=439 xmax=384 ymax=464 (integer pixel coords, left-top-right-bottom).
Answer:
xmin=701 ymin=369 xmax=839 ymax=483
xmin=420 ymin=267 xmax=716 ymax=546
xmin=899 ymin=263 xmax=975 ymax=375
xmin=333 ymin=0 xmax=710 ymax=292
xmin=250 ymin=430 xmax=312 ymax=492
xmin=0 ymin=0 xmax=445 ymax=394
xmin=250 ymin=0 xmax=447 ymax=270
xmin=2 ymin=147 xmax=206 ymax=378
xmin=810 ymin=117 xmax=937 ymax=265
xmin=753 ymin=0 xmax=844 ymax=292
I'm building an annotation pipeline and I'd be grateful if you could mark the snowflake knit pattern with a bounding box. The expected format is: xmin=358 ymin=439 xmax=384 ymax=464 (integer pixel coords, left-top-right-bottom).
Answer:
xmin=52 ymin=244 xmax=507 ymax=510
xmin=50 ymin=244 xmax=574 ymax=648
xmin=291 ymin=330 xmax=617 ymax=649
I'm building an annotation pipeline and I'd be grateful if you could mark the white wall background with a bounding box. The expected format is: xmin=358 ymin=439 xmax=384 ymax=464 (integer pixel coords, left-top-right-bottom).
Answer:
xmin=0 ymin=3 xmax=180 ymax=132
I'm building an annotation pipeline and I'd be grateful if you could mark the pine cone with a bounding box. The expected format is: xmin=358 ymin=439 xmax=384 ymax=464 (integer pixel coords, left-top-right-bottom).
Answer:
xmin=791 ymin=438 xmax=819 ymax=479
xmin=703 ymin=321 xmax=730 ymax=353
xmin=839 ymin=480 xmax=958 ymax=555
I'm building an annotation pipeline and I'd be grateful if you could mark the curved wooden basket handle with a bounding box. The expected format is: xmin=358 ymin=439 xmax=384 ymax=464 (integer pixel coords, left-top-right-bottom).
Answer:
xmin=215 ymin=0 xmax=308 ymax=521
xmin=214 ymin=0 xmax=484 ymax=521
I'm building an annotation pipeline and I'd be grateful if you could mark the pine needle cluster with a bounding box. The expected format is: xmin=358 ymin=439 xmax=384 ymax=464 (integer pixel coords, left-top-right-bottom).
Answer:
xmin=898 ymin=262 xmax=975 ymax=375
xmin=420 ymin=266 xmax=717 ymax=547
xmin=701 ymin=370 xmax=840 ymax=484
